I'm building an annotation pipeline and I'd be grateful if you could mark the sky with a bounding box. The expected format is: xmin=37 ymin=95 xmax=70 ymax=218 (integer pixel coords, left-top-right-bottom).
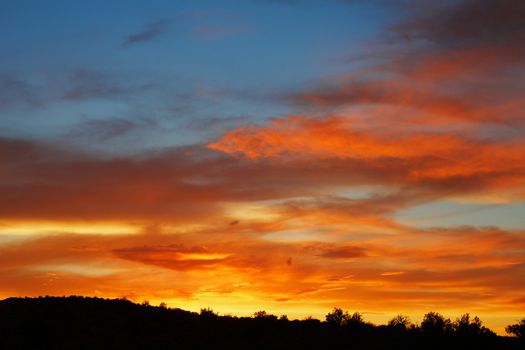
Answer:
xmin=1 ymin=0 xmax=524 ymax=334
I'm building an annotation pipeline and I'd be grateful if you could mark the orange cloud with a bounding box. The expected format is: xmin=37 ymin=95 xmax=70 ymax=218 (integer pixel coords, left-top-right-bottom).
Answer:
xmin=209 ymin=115 xmax=525 ymax=194
xmin=209 ymin=115 xmax=469 ymax=159
xmin=113 ymin=244 xmax=231 ymax=271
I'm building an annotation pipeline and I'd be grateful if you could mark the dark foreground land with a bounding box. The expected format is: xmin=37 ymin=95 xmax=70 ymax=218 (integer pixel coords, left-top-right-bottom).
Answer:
xmin=0 ymin=296 xmax=522 ymax=350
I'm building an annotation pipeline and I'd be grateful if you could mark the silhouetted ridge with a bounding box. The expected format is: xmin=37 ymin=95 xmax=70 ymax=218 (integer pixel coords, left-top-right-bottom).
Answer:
xmin=0 ymin=296 xmax=522 ymax=350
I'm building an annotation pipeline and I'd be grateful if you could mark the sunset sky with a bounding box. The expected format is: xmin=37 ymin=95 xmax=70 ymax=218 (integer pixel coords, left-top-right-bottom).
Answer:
xmin=1 ymin=0 xmax=524 ymax=334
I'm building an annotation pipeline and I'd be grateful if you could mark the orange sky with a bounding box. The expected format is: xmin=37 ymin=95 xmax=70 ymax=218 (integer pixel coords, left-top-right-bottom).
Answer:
xmin=1 ymin=0 xmax=525 ymax=335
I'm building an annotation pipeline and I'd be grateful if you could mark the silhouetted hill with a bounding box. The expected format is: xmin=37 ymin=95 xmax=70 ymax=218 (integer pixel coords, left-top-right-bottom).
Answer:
xmin=0 ymin=296 xmax=521 ymax=350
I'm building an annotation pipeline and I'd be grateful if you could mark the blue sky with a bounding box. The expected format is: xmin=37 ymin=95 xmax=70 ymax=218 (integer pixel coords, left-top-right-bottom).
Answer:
xmin=0 ymin=0 xmax=390 ymax=150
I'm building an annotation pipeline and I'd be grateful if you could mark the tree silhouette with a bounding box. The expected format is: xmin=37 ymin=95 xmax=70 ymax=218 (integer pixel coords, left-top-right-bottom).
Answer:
xmin=388 ymin=314 xmax=411 ymax=330
xmin=324 ymin=308 xmax=368 ymax=329
xmin=0 ymin=297 xmax=522 ymax=349
xmin=253 ymin=310 xmax=278 ymax=320
xmin=506 ymin=318 xmax=525 ymax=338
xmin=421 ymin=311 xmax=452 ymax=336
xmin=453 ymin=313 xmax=495 ymax=337
xmin=200 ymin=307 xmax=218 ymax=319
xmin=346 ymin=312 xmax=366 ymax=327
xmin=325 ymin=307 xmax=349 ymax=327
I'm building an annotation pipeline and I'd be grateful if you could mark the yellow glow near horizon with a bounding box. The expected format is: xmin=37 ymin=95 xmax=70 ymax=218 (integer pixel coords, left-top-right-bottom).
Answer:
xmin=222 ymin=202 xmax=281 ymax=222
xmin=0 ymin=221 xmax=139 ymax=236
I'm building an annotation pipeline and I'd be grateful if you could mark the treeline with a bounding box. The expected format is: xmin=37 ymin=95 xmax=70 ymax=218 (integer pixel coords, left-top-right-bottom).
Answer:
xmin=0 ymin=296 xmax=523 ymax=349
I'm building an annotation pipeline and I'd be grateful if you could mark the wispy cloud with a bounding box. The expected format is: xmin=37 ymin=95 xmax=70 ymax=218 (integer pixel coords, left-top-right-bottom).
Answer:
xmin=0 ymin=76 xmax=42 ymax=110
xmin=262 ymin=0 xmax=303 ymax=5
xmin=123 ymin=19 xmax=170 ymax=46
xmin=64 ymin=117 xmax=157 ymax=142
xmin=62 ymin=70 xmax=136 ymax=100
xmin=192 ymin=25 xmax=244 ymax=40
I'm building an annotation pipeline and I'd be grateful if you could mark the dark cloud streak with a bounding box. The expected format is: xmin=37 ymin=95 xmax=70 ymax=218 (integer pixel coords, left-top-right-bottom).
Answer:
xmin=122 ymin=19 xmax=170 ymax=46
